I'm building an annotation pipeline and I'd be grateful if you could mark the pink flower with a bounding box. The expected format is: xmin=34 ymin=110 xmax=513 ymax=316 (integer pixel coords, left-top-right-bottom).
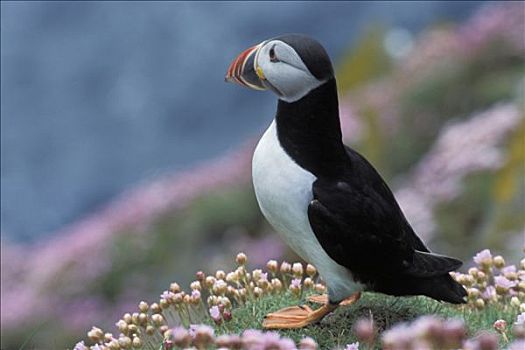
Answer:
xmin=495 ymin=276 xmax=517 ymax=289
xmin=260 ymin=272 xmax=268 ymax=281
xmin=509 ymin=340 xmax=525 ymax=350
xmin=189 ymin=324 xmax=214 ymax=338
xmin=298 ymin=337 xmax=318 ymax=350
xmin=501 ymin=265 xmax=517 ymax=274
xmin=73 ymin=341 xmax=87 ymax=350
xmin=171 ymin=326 xmax=191 ymax=348
xmin=191 ymin=289 xmax=201 ymax=299
xmin=160 ymin=291 xmax=174 ymax=300
xmin=473 ymin=249 xmax=492 ymax=265
xmin=345 ymin=342 xmax=360 ymax=350
xmin=209 ymin=306 xmax=221 ymax=322
xmin=290 ymin=278 xmax=302 ymax=288
xmin=481 ymin=286 xmax=496 ymax=301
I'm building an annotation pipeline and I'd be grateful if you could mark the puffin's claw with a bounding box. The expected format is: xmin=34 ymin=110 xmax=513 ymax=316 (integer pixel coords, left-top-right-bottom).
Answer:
xmin=262 ymin=303 xmax=337 ymax=329
xmin=307 ymin=292 xmax=361 ymax=306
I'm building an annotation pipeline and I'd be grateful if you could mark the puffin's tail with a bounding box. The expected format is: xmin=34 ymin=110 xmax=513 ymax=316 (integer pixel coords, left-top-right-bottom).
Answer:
xmin=415 ymin=274 xmax=467 ymax=304
xmin=406 ymin=251 xmax=467 ymax=304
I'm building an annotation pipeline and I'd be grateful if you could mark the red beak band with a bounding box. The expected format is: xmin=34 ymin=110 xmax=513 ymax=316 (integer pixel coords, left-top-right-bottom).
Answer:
xmin=225 ymin=44 xmax=266 ymax=91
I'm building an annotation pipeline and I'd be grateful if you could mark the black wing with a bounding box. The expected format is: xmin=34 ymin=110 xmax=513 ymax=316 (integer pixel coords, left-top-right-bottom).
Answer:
xmin=308 ymin=146 xmax=461 ymax=284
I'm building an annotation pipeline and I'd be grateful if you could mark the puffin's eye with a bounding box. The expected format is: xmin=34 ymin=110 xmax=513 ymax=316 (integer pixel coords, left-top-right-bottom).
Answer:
xmin=269 ymin=47 xmax=278 ymax=62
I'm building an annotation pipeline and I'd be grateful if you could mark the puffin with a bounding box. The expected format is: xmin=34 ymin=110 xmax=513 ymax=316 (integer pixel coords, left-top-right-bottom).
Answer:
xmin=225 ymin=34 xmax=467 ymax=329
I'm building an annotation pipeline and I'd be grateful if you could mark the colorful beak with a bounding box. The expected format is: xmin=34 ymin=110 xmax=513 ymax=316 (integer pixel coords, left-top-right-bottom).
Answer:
xmin=225 ymin=44 xmax=267 ymax=90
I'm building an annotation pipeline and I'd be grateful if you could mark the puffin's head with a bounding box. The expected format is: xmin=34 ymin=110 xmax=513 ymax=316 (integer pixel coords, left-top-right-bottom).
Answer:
xmin=225 ymin=34 xmax=334 ymax=103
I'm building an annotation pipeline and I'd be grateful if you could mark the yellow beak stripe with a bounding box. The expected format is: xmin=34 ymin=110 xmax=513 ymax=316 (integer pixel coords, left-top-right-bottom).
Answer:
xmin=256 ymin=66 xmax=266 ymax=80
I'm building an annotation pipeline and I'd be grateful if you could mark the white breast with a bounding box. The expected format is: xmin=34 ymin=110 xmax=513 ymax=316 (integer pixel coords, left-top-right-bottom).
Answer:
xmin=252 ymin=120 xmax=362 ymax=301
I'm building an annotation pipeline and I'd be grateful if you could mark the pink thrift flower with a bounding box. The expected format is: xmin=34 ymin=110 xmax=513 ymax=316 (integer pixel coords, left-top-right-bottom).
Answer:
xmin=189 ymin=324 xmax=214 ymax=338
xmin=345 ymin=342 xmax=360 ymax=350
xmin=260 ymin=272 xmax=268 ymax=281
xmin=73 ymin=341 xmax=88 ymax=350
xmin=502 ymin=265 xmax=517 ymax=274
xmin=473 ymin=249 xmax=492 ymax=265
xmin=495 ymin=275 xmax=517 ymax=289
xmin=299 ymin=337 xmax=318 ymax=350
xmin=160 ymin=291 xmax=174 ymax=300
xmin=291 ymin=278 xmax=302 ymax=288
xmin=509 ymin=340 xmax=525 ymax=350
xmin=481 ymin=286 xmax=496 ymax=300
xmin=209 ymin=306 xmax=221 ymax=322
xmin=191 ymin=289 xmax=201 ymax=299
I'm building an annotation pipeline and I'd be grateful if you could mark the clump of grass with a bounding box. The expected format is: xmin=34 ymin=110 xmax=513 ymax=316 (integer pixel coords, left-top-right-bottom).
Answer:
xmin=74 ymin=250 xmax=524 ymax=350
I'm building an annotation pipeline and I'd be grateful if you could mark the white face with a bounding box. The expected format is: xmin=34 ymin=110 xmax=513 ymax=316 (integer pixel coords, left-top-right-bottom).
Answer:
xmin=255 ymin=40 xmax=325 ymax=103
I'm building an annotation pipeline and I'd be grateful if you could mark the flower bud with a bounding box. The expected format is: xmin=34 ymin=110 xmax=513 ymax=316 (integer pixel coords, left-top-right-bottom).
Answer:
xmin=468 ymin=288 xmax=480 ymax=299
xmin=493 ymin=256 xmax=505 ymax=269
xmin=138 ymin=313 xmax=148 ymax=325
xmin=511 ymin=296 xmax=521 ymax=307
xmin=315 ymin=283 xmax=327 ymax=293
xmin=107 ymin=339 xmax=120 ymax=350
xmin=266 ymin=260 xmax=278 ymax=274
xmin=193 ymin=325 xmax=215 ymax=348
xmin=88 ymin=327 xmax=104 ymax=343
xmin=493 ymin=319 xmax=507 ymax=333
xmin=304 ymin=277 xmax=314 ymax=289
xmin=226 ymin=272 xmax=239 ymax=283
xmin=353 ymin=318 xmax=375 ymax=343
xmin=271 ymin=278 xmax=283 ymax=292
xmin=215 ymin=270 xmax=226 ymax=280
xmin=190 ymin=281 xmax=202 ymax=291
xmin=292 ymin=263 xmax=304 ymax=278
xmin=151 ymin=314 xmax=165 ymax=327
xmin=159 ymin=325 xmax=169 ymax=335
xmin=138 ymin=301 xmax=149 ymax=313
xmin=159 ymin=299 xmax=169 ymax=309
xmin=476 ymin=332 xmax=498 ymax=350
xmin=476 ymin=271 xmax=487 ymax=282
xmin=253 ymin=287 xmax=263 ymax=298
xmin=132 ymin=337 xmax=142 ymax=349
xmin=146 ymin=325 xmax=155 ymax=336
xmin=127 ymin=324 xmax=138 ymax=334
xmin=116 ymin=320 xmax=128 ymax=333
xmin=205 ymin=276 xmax=217 ymax=289
xmin=299 ymin=337 xmax=318 ymax=350
xmin=468 ymin=267 xmax=479 ymax=277
xmin=213 ymin=279 xmax=227 ymax=295
xmin=236 ymin=252 xmax=247 ymax=265
xmin=123 ymin=313 xmax=132 ymax=324
xmin=150 ymin=303 xmax=161 ymax=314
xmin=207 ymin=295 xmax=218 ymax=306
xmin=196 ymin=270 xmax=206 ymax=282
xmin=252 ymin=269 xmax=263 ymax=282
xmin=173 ymin=292 xmax=183 ymax=304
xmin=223 ymin=309 xmax=232 ymax=322
xmin=118 ymin=336 xmax=132 ymax=349
xmin=306 ymin=264 xmax=317 ymax=277
xmin=131 ymin=313 xmax=139 ymax=325
xmin=475 ymin=298 xmax=485 ymax=309
xmin=172 ymin=327 xmax=191 ymax=348
xmin=280 ymin=261 xmax=291 ymax=274
xmin=169 ymin=282 xmax=180 ymax=293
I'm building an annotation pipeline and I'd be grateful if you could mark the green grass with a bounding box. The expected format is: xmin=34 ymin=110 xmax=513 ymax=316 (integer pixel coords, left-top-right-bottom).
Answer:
xmin=214 ymin=291 xmax=518 ymax=349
